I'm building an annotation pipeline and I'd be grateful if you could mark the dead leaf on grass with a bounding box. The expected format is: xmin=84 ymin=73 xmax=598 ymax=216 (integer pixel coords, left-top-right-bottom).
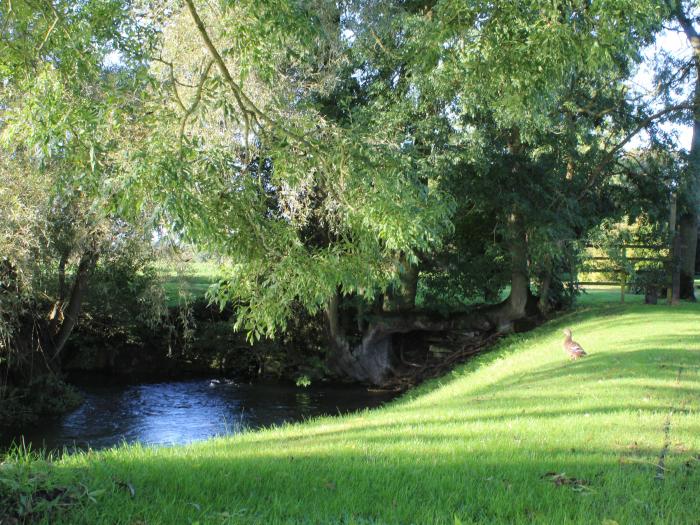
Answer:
xmin=541 ymin=472 xmax=592 ymax=492
xmin=324 ymin=481 xmax=336 ymax=490
xmin=115 ymin=479 xmax=136 ymax=499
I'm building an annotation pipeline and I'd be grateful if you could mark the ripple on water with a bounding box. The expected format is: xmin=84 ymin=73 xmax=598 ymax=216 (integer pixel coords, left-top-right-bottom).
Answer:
xmin=2 ymin=379 xmax=396 ymax=451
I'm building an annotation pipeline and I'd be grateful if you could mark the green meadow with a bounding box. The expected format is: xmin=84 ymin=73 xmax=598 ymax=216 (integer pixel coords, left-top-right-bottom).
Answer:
xmin=3 ymin=293 xmax=699 ymax=524
xmin=155 ymin=261 xmax=222 ymax=306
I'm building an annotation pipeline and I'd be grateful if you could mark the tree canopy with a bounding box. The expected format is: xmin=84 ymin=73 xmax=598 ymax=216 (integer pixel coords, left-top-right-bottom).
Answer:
xmin=1 ymin=0 xmax=697 ymax=384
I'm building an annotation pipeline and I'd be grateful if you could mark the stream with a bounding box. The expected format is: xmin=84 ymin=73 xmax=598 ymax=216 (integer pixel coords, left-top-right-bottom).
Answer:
xmin=2 ymin=379 xmax=397 ymax=451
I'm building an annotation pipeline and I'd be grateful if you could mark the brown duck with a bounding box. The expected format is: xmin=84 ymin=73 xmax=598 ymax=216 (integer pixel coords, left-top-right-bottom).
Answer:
xmin=563 ymin=328 xmax=587 ymax=360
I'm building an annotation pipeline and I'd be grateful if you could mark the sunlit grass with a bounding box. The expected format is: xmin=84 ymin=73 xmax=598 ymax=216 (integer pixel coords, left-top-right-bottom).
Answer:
xmin=577 ymin=285 xmax=645 ymax=306
xmin=8 ymin=299 xmax=700 ymax=524
xmin=154 ymin=260 xmax=222 ymax=306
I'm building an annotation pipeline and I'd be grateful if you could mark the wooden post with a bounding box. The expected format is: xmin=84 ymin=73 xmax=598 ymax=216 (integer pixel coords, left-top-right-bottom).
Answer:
xmin=620 ymin=246 xmax=626 ymax=303
xmin=620 ymin=273 xmax=626 ymax=302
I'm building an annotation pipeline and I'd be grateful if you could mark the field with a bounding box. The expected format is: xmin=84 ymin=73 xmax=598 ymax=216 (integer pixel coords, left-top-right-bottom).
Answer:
xmin=155 ymin=260 xmax=222 ymax=306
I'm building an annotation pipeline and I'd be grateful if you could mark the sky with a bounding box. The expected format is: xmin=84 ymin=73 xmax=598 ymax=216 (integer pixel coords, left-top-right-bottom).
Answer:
xmin=631 ymin=25 xmax=694 ymax=151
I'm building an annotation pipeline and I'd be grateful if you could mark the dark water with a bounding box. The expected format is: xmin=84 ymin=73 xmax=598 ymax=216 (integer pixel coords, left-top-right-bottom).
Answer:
xmin=3 ymin=380 xmax=397 ymax=451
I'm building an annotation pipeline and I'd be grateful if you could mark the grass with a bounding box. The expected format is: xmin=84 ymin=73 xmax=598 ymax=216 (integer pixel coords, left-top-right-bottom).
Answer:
xmin=4 ymin=295 xmax=700 ymax=524
xmin=577 ymin=285 xmax=645 ymax=306
xmin=155 ymin=261 xmax=222 ymax=306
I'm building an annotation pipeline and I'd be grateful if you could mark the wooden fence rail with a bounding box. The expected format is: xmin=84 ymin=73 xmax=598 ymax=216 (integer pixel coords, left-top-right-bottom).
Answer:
xmin=576 ymin=243 xmax=672 ymax=303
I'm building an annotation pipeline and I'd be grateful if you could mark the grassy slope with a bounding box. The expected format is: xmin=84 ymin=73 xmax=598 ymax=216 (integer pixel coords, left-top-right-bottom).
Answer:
xmin=40 ymin=297 xmax=700 ymax=523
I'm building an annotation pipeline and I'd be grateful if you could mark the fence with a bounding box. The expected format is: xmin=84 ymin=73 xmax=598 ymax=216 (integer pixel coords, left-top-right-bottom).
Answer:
xmin=576 ymin=243 xmax=672 ymax=303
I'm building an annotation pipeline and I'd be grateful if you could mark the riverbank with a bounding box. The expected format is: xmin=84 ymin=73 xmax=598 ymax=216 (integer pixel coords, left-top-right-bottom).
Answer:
xmin=2 ymin=298 xmax=699 ymax=524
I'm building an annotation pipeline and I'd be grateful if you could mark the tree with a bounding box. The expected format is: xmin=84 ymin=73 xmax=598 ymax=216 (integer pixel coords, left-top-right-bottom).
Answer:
xmin=2 ymin=0 xmax=687 ymax=387
xmin=0 ymin=0 xmax=156 ymax=378
xmin=120 ymin=0 xmax=683 ymax=383
xmin=664 ymin=1 xmax=700 ymax=299
xmin=114 ymin=0 xmax=455 ymax=383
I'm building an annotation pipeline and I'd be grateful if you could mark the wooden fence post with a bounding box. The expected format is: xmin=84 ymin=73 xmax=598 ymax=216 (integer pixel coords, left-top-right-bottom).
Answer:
xmin=620 ymin=245 xmax=626 ymax=303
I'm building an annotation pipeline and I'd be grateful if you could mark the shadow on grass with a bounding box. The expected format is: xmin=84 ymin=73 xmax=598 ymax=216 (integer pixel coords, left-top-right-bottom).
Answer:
xmin=53 ymin=428 xmax=700 ymax=525
xmin=52 ymin=349 xmax=700 ymax=523
xmin=43 ymin=303 xmax=700 ymax=524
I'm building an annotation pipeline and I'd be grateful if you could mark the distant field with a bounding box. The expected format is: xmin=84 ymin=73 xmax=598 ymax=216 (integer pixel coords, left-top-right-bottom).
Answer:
xmin=576 ymin=285 xmax=645 ymax=306
xmin=154 ymin=260 xmax=222 ymax=305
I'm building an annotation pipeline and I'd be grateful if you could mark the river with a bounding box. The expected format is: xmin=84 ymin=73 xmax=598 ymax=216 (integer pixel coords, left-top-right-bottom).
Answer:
xmin=2 ymin=379 xmax=397 ymax=451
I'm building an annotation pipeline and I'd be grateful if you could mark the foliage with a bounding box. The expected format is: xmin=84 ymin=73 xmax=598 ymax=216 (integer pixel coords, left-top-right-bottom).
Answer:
xmin=82 ymin=233 xmax=166 ymax=334
xmin=0 ymin=1 xmax=171 ymax=420
xmin=2 ymin=0 xmax=684 ymax=324
xmin=1 ymin=0 xmax=694 ymax=388
xmin=585 ymin=216 xmax=670 ymax=287
xmin=0 ymin=447 xmax=103 ymax=525
xmin=108 ymin=0 xmax=459 ymax=338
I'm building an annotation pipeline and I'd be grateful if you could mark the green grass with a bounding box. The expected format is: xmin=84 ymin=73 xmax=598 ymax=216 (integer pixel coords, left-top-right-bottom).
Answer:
xmin=577 ymin=285 xmax=645 ymax=306
xmin=6 ymin=299 xmax=700 ymax=524
xmin=155 ymin=261 xmax=221 ymax=306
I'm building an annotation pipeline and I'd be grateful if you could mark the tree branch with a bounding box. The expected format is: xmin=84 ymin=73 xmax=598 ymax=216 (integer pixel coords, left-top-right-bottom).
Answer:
xmin=178 ymin=58 xmax=214 ymax=150
xmin=583 ymin=103 xmax=693 ymax=192
xmin=182 ymin=0 xmax=317 ymax=152
xmin=50 ymin=249 xmax=98 ymax=362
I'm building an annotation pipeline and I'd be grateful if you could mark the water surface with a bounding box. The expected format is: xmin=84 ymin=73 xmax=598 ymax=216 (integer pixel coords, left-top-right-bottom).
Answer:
xmin=3 ymin=379 xmax=397 ymax=451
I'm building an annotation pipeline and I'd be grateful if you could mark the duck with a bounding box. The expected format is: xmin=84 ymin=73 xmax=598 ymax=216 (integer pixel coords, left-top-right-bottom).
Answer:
xmin=563 ymin=328 xmax=587 ymax=360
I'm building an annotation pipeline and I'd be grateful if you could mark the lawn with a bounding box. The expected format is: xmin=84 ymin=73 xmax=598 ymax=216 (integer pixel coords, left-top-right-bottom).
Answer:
xmin=577 ymin=285 xmax=645 ymax=306
xmin=3 ymin=297 xmax=699 ymax=524
xmin=155 ymin=260 xmax=222 ymax=306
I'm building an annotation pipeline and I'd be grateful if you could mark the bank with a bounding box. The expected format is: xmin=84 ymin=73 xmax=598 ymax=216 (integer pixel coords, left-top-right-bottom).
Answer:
xmin=2 ymin=298 xmax=699 ymax=524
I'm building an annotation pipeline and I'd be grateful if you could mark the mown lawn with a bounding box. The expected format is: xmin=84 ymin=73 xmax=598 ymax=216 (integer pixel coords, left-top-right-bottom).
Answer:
xmin=4 ymin=298 xmax=700 ymax=524
xmin=155 ymin=261 xmax=222 ymax=306
xmin=577 ymin=285 xmax=644 ymax=306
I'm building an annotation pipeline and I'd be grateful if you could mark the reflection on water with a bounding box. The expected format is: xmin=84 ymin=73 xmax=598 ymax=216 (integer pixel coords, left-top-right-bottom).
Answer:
xmin=3 ymin=380 xmax=396 ymax=451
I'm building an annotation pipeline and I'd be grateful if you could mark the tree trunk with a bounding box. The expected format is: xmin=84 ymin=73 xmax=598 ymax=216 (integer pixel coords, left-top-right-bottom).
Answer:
xmin=676 ymin=6 xmax=700 ymax=300
xmin=383 ymin=255 xmax=419 ymax=313
xmin=325 ymin=295 xmax=542 ymax=386
xmin=57 ymin=254 xmax=67 ymax=302
xmin=49 ymin=253 xmax=69 ymax=334
xmin=537 ymin=270 xmax=553 ymax=316
xmin=50 ymin=250 xmax=98 ymax=363
xmin=324 ymin=211 xmax=535 ymax=385
xmin=326 ymin=256 xmax=421 ymax=385
xmin=505 ymin=211 xmax=530 ymax=320
xmin=678 ymin=69 xmax=700 ymax=300
xmin=679 ymin=213 xmax=697 ymax=300
xmin=325 ymin=291 xmax=396 ymax=385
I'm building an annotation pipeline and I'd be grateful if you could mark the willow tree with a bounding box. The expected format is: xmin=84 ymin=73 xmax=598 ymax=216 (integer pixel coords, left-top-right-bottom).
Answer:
xmin=117 ymin=0 xmax=682 ymax=383
xmin=0 ymin=0 xmax=154 ymax=374
xmin=8 ymin=1 xmax=676 ymax=384
xmin=113 ymin=0 xmax=454 ymax=383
